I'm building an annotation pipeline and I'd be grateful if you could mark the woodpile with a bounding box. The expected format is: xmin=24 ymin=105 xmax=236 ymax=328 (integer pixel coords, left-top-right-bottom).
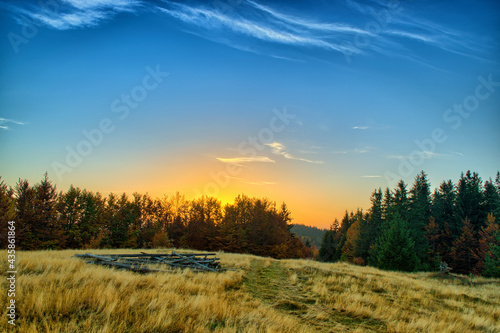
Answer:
xmin=74 ymin=251 xmax=227 ymax=273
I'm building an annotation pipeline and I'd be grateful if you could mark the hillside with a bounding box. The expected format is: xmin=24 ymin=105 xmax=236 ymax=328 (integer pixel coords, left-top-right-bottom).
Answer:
xmin=1 ymin=249 xmax=499 ymax=332
xmin=290 ymin=224 xmax=326 ymax=248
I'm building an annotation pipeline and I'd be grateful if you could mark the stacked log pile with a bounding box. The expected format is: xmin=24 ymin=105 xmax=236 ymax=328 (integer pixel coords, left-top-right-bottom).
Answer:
xmin=74 ymin=251 xmax=225 ymax=273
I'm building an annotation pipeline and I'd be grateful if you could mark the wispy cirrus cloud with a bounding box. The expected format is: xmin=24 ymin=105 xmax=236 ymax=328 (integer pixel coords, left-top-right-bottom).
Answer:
xmin=387 ymin=151 xmax=444 ymax=160
xmin=266 ymin=142 xmax=323 ymax=164
xmin=361 ymin=175 xmax=382 ymax=178
xmin=3 ymin=0 xmax=493 ymax=63
xmin=4 ymin=0 xmax=141 ymax=30
xmin=156 ymin=1 xmax=360 ymax=55
xmin=216 ymin=156 xmax=274 ymax=164
xmin=352 ymin=124 xmax=391 ymax=130
xmin=0 ymin=118 xmax=25 ymax=130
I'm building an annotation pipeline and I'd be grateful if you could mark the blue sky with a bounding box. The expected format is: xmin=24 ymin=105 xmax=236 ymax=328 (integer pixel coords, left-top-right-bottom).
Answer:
xmin=1 ymin=0 xmax=499 ymax=227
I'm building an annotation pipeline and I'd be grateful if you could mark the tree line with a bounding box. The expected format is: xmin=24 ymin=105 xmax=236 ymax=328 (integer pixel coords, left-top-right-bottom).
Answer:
xmin=0 ymin=173 xmax=312 ymax=259
xmin=319 ymin=170 xmax=500 ymax=277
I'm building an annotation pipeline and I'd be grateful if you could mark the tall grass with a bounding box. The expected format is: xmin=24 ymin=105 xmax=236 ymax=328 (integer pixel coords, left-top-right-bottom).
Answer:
xmin=1 ymin=249 xmax=499 ymax=332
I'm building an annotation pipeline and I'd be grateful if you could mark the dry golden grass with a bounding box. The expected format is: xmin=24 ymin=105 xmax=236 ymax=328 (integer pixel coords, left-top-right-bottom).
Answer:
xmin=1 ymin=249 xmax=499 ymax=332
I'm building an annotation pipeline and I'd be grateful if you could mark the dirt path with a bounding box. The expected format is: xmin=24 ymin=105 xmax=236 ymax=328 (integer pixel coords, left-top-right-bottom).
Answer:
xmin=243 ymin=259 xmax=385 ymax=332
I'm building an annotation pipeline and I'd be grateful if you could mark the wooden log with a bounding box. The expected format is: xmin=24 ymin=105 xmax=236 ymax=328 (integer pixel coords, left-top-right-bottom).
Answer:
xmin=171 ymin=251 xmax=217 ymax=272
xmin=75 ymin=251 xmax=225 ymax=273
xmin=107 ymin=253 xmax=216 ymax=258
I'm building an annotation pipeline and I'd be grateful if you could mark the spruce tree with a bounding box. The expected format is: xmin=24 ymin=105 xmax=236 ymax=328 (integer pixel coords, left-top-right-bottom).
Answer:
xmin=0 ymin=178 xmax=15 ymax=248
xmin=456 ymin=171 xmax=485 ymax=230
xmin=408 ymin=171 xmax=432 ymax=269
xmin=483 ymin=179 xmax=500 ymax=219
xmin=483 ymin=231 xmax=500 ymax=278
xmin=356 ymin=189 xmax=382 ymax=263
xmin=372 ymin=213 xmax=419 ymax=272
xmin=319 ymin=219 xmax=341 ymax=262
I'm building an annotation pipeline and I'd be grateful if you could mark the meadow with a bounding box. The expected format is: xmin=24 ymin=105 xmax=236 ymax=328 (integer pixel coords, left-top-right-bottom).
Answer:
xmin=1 ymin=249 xmax=499 ymax=333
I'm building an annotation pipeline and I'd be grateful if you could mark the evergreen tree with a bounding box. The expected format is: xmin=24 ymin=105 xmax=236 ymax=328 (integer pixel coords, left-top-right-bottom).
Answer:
xmin=336 ymin=211 xmax=354 ymax=261
xmin=393 ymin=180 xmax=409 ymax=220
xmin=356 ymin=188 xmax=382 ymax=263
xmin=0 ymin=178 xmax=15 ymax=248
xmin=483 ymin=231 xmax=500 ymax=278
xmin=408 ymin=171 xmax=432 ymax=269
xmin=82 ymin=191 xmax=106 ymax=248
xmin=382 ymin=187 xmax=392 ymax=220
xmin=319 ymin=219 xmax=341 ymax=262
xmin=456 ymin=171 xmax=485 ymax=230
xmin=372 ymin=213 xmax=419 ymax=272
xmin=58 ymin=185 xmax=84 ymax=248
xmin=33 ymin=173 xmax=64 ymax=249
xmin=14 ymin=179 xmax=37 ymax=250
xmin=431 ymin=180 xmax=459 ymax=238
xmin=483 ymin=179 xmax=500 ymax=219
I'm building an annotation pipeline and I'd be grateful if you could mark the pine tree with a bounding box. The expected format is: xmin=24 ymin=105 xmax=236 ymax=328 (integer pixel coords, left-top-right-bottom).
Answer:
xmin=393 ymin=180 xmax=409 ymax=220
xmin=372 ymin=213 xmax=419 ymax=272
xmin=0 ymin=178 xmax=15 ymax=248
xmin=382 ymin=187 xmax=393 ymax=220
xmin=483 ymin=179 xmax=500 ymax=218
xmin=408 ymin=171 xmax=432 ymax=269
xmin=432 ymin=180 xmax=459 ymax=238
xmin=14 ymin=179 xmax=37 ymax=250
xmin=356 ymin=189 xmax=382 ymax=263
xmin=58 ymin=185 xmax=84 ymax=248
xmin=33 ymin=173 xmax=64 ymax=249
xmin=456 ymin=171 xmax=485 ymax=230
xmin=483 ymin=231 xmax=500 ymax=278
xmin=319 ymin=219 xmax=341 ymax=262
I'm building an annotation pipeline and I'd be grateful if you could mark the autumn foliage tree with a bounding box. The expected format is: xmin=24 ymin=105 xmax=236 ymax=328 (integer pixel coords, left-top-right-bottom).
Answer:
xmin=449 ymin=218 xmax=479 ymax=275
xmin=1 ymin=174 xmax=309 ymax=259
xmin=474 ymin=213 xmax=499 ymax=274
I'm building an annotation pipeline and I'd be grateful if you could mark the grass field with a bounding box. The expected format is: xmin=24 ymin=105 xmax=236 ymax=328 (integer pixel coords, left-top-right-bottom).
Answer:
xmin=1 ymin=249 xmax=500 ymax=332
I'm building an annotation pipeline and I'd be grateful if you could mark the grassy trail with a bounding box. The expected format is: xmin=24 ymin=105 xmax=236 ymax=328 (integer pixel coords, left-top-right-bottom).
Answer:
xmin=243 ymin=259 xmax=386 ymax=332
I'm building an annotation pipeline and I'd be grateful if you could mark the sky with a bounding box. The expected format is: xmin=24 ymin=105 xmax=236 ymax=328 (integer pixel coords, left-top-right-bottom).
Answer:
xmin=0 ymin=0 xmax=499 ymax=229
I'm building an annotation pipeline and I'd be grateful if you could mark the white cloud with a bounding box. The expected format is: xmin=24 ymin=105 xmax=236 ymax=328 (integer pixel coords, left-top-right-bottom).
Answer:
xmin=265 ymin=142 xmax=323 ymax=164
xmin=0 ymin=118 xmax=25 ymax=130
xmin=387 ymin=151 xmax=444 ymax=160
xmin=8 ymin=0 xmax=141 ymax=30
xmin=157 ymin=3 xmax=359 ymax=55
xmin=216 ymin=156 xmax=274 ymax=164
xmin=449 ymin=151 xmax=465 ymax=157
xmin=4 ymin=0 xmax=490 ymax=62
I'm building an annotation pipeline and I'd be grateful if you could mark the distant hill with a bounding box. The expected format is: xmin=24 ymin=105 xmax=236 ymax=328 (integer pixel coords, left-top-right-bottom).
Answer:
xmin=290 ymin=224 xmax=327 ymax=248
